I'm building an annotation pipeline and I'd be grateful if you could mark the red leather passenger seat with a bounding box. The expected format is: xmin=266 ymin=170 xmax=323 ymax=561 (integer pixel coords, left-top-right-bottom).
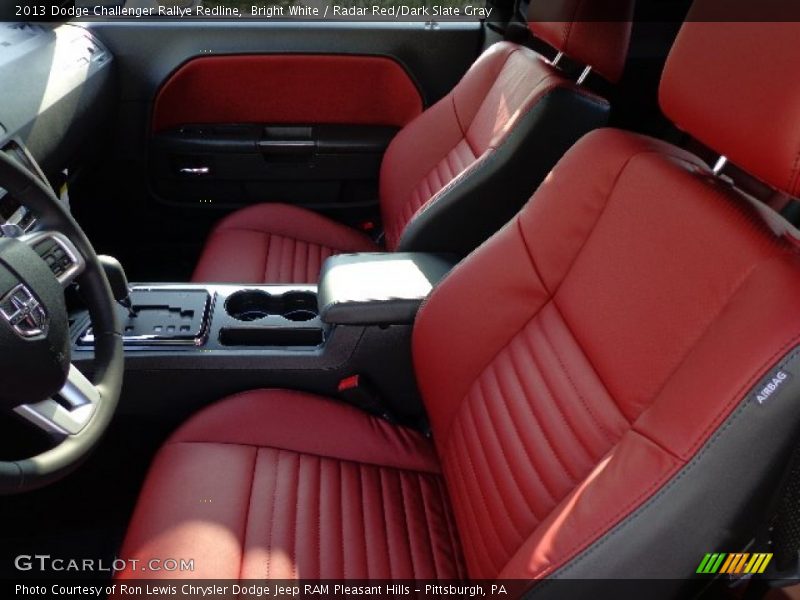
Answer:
xmin=191 ymin=0 xmax=634 ymax=284
xmin=119 ymin=5 xmax=800 ymax=590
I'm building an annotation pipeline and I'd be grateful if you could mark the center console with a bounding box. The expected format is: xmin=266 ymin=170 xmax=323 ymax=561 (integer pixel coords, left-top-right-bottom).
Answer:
xmin=69 ymin=252 xmax=456 ymax=426
xmin=76 ymin=285 xmax=324 ymax=349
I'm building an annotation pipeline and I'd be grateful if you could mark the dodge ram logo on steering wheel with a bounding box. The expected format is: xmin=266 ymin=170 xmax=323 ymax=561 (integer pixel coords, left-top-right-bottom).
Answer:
xmin=0 ymin=284 xmax=48 ymax=339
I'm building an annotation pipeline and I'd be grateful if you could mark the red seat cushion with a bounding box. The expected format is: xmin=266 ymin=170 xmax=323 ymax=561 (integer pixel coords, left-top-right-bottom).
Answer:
xmin=191 ymin=203 xmax=378 ymax=284
xmin=116 ymin=390 xmax=465 ymax=580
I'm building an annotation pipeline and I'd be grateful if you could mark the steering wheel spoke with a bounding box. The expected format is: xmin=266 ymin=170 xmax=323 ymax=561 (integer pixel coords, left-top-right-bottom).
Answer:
xmin=13 ymin=364 xmax=100 ymax=436
xmin=19 ymin=230 xmax=86 ymax=288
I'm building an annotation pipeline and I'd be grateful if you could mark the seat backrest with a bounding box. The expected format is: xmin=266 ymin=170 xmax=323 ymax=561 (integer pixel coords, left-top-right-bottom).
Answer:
xmin=412 ymin=5 xmax=800 ymax=589
xmin=378 ymin=0 xmax=634 ymax=257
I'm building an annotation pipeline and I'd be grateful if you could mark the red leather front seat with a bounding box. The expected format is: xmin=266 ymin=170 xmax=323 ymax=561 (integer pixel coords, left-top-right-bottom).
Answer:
xmin=191 ymin=0 xmax=634 ymax=284
xmin=118 ymin=7 xmax=800 ymax=591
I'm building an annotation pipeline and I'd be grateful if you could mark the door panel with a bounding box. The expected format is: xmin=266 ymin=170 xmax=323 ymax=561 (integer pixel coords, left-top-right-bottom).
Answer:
xmin=86 ymin=22 xmax=481 ymax=213
xmin=149 ymin=53 xmax=423 ymax=209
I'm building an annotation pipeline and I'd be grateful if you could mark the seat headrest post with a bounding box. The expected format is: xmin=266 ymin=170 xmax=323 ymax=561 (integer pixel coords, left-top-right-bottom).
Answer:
xmin=660 ymin=0 xmax=800 ymax=197
xmin=576 ymin=65 xmax=593 ymax=86
xmin=527 ymin=0 xmax=636 ymax=83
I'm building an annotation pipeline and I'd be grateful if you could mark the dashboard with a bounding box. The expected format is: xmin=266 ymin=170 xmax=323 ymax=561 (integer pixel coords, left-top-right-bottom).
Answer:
xmin=0 ymin=21 xmax=114 ymax=236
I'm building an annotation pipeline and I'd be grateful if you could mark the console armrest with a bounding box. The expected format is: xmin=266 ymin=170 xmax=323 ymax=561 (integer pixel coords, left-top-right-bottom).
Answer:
xmin=318 ymin=253 xmax=456 ymax=325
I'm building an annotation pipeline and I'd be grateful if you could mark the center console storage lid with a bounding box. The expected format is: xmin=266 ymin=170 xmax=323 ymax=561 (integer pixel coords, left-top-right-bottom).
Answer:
xmin=318 ymin=252 xmax=456 ymax=325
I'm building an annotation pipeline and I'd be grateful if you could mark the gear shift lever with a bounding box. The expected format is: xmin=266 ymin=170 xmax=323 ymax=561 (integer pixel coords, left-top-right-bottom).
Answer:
xmin=98 ymin=255 xmax=136 ymax=318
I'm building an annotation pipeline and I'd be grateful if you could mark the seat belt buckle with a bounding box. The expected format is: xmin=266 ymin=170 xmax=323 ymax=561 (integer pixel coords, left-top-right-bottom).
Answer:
xmin=338 ymin=374 xmax=396 ymax=423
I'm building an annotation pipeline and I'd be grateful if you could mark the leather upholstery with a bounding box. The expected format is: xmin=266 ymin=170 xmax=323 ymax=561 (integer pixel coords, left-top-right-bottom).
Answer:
xmin=152 ymin=55 xmax=423 ymax=133
xmin=116 ymin=390 xmax=466 ymax=579
xmin=124 ymin=13 xmax=800 ymax=586
xmin=413 ymin=128 xmax=800 ymax=579
xmin=660 ymin=20 xmax=800 ymax=197
xmin=193 ymin=42 xmax=610 ymax=283
xmin=395 ymin=86 xmax=608 ymax=256
xmin=381 ymin=43 xmax=607 ymax=253
xmin=124 ymin=129 xmax=800 ymax=584
xmin=192 ymin=203 xmax=377 ymax=284
xmin=527 ymin=0 xmax=636 ymax=83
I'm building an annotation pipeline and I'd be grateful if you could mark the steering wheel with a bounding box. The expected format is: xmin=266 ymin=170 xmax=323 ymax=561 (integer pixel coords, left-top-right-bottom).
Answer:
xmin=0 ymin=151 xmax=123 ymax=494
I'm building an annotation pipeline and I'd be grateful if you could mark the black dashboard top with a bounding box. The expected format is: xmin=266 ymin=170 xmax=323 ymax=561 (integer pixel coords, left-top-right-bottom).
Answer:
xmin=0 ymin=21 xmax=113 ymax=174
xmin=0 ymin=21 xmax=114 ymax=234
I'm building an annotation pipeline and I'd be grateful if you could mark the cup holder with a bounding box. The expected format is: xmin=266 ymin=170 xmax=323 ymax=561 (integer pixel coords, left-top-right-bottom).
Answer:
xmin=225 ymin=290 xmax=272 ymax=322
xmin=279 ymin=291 xmax=318 ymax=322
xmin=225 ymin=290 xmax=318 ymax=322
